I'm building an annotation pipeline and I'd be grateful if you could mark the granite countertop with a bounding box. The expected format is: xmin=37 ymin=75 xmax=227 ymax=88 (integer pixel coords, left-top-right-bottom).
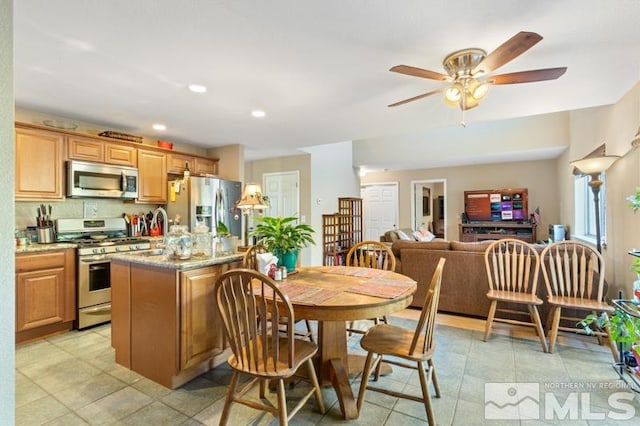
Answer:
xmin=109 ymin=250 xmax=244 ymax=270
xmin=15 ymin=242 xmax=77 ymax=254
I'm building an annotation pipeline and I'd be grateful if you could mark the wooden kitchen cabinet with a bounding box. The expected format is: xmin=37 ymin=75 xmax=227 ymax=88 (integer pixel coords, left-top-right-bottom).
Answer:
xmin=180 ymin=265 xmax=229 ymax=371
xmin=193 ymin=157 xmax=218 ymax=176
xmin=168 ymin=153 xmax=217 ymax=176
xmin=167 ymin=153 xmax=194 ymax=174
xmin=105 ymin=142 xmax=137 ymax=167
xmin=111 ymin=257 xmax=241 ymax=388
xmin=67 ymin=136 xmax=105 ymax=162
xmin=15 ymin=127 xmax=65 ymax=200
xmin=68 ymin=136 xmax=137 ymax=167
xmin=15 ymin=249 xmax=76 ymax=343
xmin=137 ymin=148 xmax=167 ymax=203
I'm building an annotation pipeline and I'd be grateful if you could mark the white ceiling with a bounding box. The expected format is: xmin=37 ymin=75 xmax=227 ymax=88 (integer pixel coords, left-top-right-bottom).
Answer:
xmin=14 ymin=0 xmax=640 ymax=167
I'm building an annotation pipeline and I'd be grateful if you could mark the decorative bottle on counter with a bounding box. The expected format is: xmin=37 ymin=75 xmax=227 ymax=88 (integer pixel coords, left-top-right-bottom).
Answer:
xmin=166 ymin=225 xmax=192 ymax=260
xmin=192 ymin=222 xmax=213 ymax=259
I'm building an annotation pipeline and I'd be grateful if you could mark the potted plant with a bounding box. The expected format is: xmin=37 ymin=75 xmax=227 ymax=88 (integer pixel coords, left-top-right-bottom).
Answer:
xmin=627 ymin=186 xmax=640 ymax=212
xmin=580 ymin=306 xmax=640 ymax=375
xmin=579 ymin=186 xmax=640 ymax=374
xmin=215 ymin=221 xmax=235 ymax=255
xmin=252 ymin=215 xmax=315 ymax=272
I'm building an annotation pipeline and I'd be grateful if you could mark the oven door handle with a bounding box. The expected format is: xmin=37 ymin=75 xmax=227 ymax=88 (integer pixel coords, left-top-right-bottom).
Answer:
xmin=80 ymin=256 xmax=109 ymax=264
xmin=83 ymin=304 xmax=111 ymax=314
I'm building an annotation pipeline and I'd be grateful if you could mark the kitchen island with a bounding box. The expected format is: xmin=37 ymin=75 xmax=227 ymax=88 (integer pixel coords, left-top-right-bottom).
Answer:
xmin=110 ymin=250 xmax=243 ymax=389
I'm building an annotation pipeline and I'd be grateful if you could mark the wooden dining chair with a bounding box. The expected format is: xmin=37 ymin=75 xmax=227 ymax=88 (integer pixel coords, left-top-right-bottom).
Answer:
xmin=483 ymin=238 xmax=548 ymax=353
xmin=243 ymin=244 xmax=314 ymax=343
xmin=540 ymin=241 xmax=618 ymax=359
xmin=345 ymin=240 xmax=397 ymax=334
xmin=242 ymin=243 xmax=269 ymax=271
xmin=214 ymin=269 xmax=325 ymax=426
xmin=356 ymin=258 xmax=446 ymax=425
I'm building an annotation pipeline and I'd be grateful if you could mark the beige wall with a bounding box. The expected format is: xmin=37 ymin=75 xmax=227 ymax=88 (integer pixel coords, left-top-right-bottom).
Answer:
xmin=1 ymin=0 xmax=15 ymax=419
xmin=245 ymin=154 xmax=312 ymax=263
xmin=558 ymin=81 xmax=640 ymax=298
xmin=361 ymin=159 xmax=560 ymax=243
xmin=207 ymin=144 xmax=243 ymax=181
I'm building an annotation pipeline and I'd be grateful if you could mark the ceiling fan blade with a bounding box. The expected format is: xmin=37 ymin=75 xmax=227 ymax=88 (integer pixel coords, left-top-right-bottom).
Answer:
xmin=388 ymin=89 xmax=442 ymax=107
xmin=390 ymin=65 xmax=450 ymax=81
xmin=488 ymin=67 xmax=567 ymax=84
xmin=473 ymin=32 xmax=543 ymax=75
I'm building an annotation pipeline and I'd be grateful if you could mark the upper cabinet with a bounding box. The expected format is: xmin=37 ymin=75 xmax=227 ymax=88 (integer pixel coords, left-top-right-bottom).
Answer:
xmin=194 ymin=157 xmax=218 ymax=176
xmin=68 ymin=136 xmax=137 ymax=167
xmin=14 ymin=122 xmax=219 ymax=202
xmin=15 ymin=127 xmax=65 ymax=200
xmin=105 ymin=142 xmax=137 ymax=167
xmin=168 ymin=153 xmax=218 ymax=176
xmin=168 ymin=153 xmax=195 ymax=175
xmin=137 ymin=148 xmax=167 ymax=203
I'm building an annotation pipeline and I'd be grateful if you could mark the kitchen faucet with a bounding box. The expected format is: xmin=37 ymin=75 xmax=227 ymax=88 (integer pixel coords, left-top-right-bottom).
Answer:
xmin=151 ymin=206 xmax=169 ymax=247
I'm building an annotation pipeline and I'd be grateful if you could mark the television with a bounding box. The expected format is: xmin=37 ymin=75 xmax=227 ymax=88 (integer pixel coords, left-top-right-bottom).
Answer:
xmin=464 ymin=188 xmax=528 ymax=222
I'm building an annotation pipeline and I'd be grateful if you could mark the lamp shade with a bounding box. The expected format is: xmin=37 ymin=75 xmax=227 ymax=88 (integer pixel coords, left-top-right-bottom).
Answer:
xmin=570 ymin=155 xmax=620 ymax=174
xmin=236 ymin=183 xmax=269 ymax=210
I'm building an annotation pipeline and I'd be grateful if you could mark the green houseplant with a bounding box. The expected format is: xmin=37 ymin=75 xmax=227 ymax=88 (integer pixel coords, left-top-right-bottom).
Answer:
xmin=579 ymin=187 xmax=640 ymax=374
xmin=252 ymin=215 xmax=315 ymax=272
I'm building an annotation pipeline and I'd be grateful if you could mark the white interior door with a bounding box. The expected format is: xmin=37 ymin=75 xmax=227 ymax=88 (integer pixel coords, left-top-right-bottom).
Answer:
xmin=263 ymin=171 xmax=300 ymax=220
xmin=361 ymin=183 xmax=399 ymax=241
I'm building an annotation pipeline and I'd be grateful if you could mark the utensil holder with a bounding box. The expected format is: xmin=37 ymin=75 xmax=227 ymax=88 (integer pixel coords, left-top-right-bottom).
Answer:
xmin=37 ymin=226 xmax=55 ymax=244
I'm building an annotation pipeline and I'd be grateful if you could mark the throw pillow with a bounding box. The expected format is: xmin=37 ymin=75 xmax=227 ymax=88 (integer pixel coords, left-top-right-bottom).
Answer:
xmin=396 ymin=230 xmax=412 ymax=241
xmin=413 ymin=229 xmax=436 ymax=242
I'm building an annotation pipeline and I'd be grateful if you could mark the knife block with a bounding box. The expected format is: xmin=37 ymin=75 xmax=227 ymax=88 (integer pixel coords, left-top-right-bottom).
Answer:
xmin=36 ymin=226 xmax=55 ymax=244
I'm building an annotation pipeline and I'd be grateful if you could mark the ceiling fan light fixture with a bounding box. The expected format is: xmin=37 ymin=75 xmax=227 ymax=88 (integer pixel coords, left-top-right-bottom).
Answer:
xmin=470 ymin=80 xmax=489 ymax=100
xmin=444 ymin=85 xmax=462 ymax=102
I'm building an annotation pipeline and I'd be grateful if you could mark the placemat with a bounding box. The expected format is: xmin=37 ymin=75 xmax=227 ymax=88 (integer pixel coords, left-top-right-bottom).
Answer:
xmin=346 ymin=278 xmax=415 ymax=299
xmin=257 ymin=283 xmax=341 ymax=306
xmin=319 ymin=266 xmax=387 ymax=278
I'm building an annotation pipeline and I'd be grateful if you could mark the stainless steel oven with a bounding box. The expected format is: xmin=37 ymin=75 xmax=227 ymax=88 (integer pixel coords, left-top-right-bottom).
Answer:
xmin=56 ymin=218 xmax=151 ymax=329
xmin=78 ymin=254 xmax=113 ymax=328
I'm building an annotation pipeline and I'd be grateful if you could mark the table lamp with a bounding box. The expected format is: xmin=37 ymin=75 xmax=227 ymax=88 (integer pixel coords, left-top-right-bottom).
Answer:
xmin=570 ymin=146 xmax=620 ymax=253
xmin=236 ymin=183 xmax=269 ymax=247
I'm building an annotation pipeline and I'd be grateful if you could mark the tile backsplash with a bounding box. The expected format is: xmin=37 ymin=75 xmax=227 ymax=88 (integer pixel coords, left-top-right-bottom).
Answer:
xmin=16 ymin=199 xmax=160 ymax=230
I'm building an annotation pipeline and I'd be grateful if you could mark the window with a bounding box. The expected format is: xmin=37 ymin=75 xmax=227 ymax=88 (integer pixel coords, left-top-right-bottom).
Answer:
xmin=574 ymin=173 xmax=607 ymax=246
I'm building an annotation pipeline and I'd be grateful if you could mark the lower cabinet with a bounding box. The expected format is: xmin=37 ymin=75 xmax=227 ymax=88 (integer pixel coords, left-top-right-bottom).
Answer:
xmin=111 ymin=259 xmax=241 ymax=388
xmin=15 ymin=249 xmax=76 ymax=343
xmin=180 ymin=266 xmax=227 ymax=370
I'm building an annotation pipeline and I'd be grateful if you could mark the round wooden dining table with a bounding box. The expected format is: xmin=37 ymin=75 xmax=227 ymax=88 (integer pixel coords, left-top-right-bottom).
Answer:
xmin=281 ymin=265 xmax=417 ymax=420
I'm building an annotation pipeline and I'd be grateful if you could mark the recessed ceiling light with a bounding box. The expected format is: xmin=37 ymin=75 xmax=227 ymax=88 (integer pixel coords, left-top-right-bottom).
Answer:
xmin=188 ymin=84 xmax=207 ymax=93
xmin=251 ymin=110 xmax=266 ymax=118
xmin=152 ymin=123 xmax=167 ymax=131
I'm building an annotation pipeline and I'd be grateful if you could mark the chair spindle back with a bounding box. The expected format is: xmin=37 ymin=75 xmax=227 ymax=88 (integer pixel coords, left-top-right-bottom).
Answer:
xmin=540 ymin=241 xmax=605 ymax=302
xmin=484 ymin=239 xmax=540 ymax=294
xmin=346 ymin=240 xmax=396 ymax=271
xmin=215 ymin=269 xmax=295 ymax=372
xmin=410 ymin=257 xmax=446 ymax=356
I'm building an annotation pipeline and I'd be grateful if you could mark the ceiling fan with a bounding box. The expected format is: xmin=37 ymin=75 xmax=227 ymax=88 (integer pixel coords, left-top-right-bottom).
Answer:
xmin=388 ymin=31 xmax=567 ymax=111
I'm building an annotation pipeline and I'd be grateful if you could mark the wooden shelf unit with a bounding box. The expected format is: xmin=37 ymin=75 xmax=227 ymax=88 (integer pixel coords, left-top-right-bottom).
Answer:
xmin=322 ymin=198 xmax=363 ymax=266
xmin=459 ymin=222 xmax=537 ymax=243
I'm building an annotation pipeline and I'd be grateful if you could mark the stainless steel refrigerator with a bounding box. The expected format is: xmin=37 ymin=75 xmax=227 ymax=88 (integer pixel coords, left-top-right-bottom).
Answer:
xmin=166 ymin=176 xmax=242 ymax=237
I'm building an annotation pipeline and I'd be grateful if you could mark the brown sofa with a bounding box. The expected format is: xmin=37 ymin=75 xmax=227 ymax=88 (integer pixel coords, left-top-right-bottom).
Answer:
xmin=391 ymin=240 xmax=551 ymax=322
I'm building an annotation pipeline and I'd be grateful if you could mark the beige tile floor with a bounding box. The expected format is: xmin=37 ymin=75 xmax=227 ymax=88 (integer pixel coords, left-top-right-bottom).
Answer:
xmin=15 ymin=311 xmax=640 ymax=425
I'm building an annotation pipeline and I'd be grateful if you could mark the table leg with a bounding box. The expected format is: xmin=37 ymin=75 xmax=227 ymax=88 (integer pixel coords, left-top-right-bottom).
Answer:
xmin=317 ymin=320 xmax=358 ymax=419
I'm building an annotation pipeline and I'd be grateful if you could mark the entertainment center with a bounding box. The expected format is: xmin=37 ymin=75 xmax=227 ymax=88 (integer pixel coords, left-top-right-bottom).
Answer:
xmin=461 ymin=187 xmax=537 ymax=243
xmin=459 ymin=222 xmax=537 ymax=243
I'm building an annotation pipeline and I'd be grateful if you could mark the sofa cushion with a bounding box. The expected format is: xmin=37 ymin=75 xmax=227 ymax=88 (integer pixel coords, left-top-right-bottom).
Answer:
xmin=391 ymin=240 xmax=450 ymax=257
xmin=450 ymin=240 xmax=494 ymax=252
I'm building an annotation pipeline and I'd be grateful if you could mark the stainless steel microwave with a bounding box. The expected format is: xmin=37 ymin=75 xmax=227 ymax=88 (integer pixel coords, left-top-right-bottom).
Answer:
xmin=67 ymin=160 xmax=139 ymax=199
